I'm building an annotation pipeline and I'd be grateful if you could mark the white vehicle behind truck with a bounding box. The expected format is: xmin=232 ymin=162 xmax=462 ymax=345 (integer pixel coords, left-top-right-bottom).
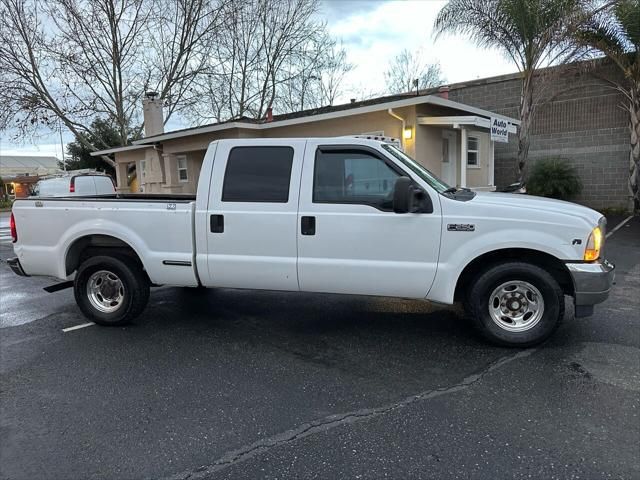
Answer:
xmin=8 ymin=137 xmax=614 ymax=346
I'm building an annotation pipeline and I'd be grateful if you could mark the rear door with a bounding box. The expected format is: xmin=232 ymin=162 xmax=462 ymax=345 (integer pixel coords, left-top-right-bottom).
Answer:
xmin=296 ymin=141 xmax=441 ymax=298
xmin=73 ymin=176 xmax=96 ymax=195
xmin=201 ymin=140 xmax=305 ymax=291
xmin=93 ymin=176 xmax=116 ymax=194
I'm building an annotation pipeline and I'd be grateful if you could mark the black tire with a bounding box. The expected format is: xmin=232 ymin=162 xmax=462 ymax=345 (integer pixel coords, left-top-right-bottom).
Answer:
xmin=73 ymin=255 xmax=150 ymax=326
xmin=466 ymin=261 xmax=564 ymax=347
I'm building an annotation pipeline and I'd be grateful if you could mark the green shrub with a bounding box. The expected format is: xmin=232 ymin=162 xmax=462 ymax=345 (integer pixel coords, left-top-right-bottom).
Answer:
xmin=0 ymin=199 xmax=13 ymax=210
xmin=526 ymin=159 xmax=582 ymax=200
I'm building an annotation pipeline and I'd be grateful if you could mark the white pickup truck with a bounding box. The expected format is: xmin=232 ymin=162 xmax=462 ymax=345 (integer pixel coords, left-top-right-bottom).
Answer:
xmin=8 ymin=137 xmax=614 ymax=346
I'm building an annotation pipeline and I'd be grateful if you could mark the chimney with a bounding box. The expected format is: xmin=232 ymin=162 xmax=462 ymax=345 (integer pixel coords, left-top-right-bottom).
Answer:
xmin=350 ymin=98 xmax=356 ymax=104
xmin=266 ymin=107 xmax=273 ymax=122
xmin=438 ymin=86 xmax=450 ymax=100
xmin=142 ymin=91 xmax=164 ymax=137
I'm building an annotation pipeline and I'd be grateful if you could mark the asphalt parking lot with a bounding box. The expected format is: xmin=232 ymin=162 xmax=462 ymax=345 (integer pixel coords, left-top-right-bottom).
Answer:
xmin=1 ymin=212 xmax=638 ymax=480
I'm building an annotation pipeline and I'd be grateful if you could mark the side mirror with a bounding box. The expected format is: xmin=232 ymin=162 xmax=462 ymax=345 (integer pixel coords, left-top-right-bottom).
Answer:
xmin=393 ymin=177 xmax=414 ymax=213
xmin=393 ymin=176 xmax=433 ymax=214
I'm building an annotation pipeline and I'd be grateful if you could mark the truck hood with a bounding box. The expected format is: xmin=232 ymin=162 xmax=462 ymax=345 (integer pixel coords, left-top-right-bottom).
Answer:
xmin=469 ymin=191 xmax=602 ymax=227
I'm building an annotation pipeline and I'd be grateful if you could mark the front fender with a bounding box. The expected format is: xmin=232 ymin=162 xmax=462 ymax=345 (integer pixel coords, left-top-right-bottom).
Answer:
xmin=427 ymin=227 xmax=579 ymax=304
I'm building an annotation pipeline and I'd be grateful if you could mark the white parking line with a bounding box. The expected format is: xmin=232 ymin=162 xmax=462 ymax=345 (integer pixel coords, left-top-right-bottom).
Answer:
xmin=607 ymin=215 xmax=634 ymax=238
xmin=62 ymin=322 xmax=95 ymax=332
xmin=0 ymin=227 xmax=11 ymax=243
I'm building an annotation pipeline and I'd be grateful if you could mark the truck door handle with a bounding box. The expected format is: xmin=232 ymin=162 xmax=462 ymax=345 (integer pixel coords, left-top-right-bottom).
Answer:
xmin=301 ymin=216 xmax=315 ymax=235
xmin=210 ymin=214 xmax=224 ymax=233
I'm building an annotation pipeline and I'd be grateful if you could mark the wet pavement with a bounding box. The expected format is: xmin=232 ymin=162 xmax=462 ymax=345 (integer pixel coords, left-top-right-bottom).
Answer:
xmin=1 ymin=213 xmax=638 ymax=480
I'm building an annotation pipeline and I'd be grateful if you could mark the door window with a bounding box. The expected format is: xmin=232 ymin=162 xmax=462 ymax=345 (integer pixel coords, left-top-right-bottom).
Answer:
xmin=313 ymin=149 xmax=400 ymax=211
xmin=442 ymin=138 xmax=450 ymax=163
xmin=222 ymin=146 xmax=294 ymax=203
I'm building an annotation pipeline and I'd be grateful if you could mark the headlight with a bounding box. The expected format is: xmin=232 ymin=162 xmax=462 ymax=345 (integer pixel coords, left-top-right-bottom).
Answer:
xmin=584 ymin=225 xmax=604 ymax=261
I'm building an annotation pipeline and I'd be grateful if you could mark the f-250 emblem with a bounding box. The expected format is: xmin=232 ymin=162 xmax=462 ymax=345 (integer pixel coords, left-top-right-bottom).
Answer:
xmin=448 ymin=224 xmax=475 ymax=232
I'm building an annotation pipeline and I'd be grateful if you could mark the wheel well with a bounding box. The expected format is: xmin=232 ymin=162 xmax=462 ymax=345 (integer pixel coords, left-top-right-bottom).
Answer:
xmin=453 ymin=248 xmax=575 ymax=301
xmin=65 ymin=234 xmax=143 ymax=276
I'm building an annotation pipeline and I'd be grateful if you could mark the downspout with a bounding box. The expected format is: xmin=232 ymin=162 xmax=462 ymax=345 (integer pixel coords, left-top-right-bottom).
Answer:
xmin=387 ymin=108 xmax=405 ymax=149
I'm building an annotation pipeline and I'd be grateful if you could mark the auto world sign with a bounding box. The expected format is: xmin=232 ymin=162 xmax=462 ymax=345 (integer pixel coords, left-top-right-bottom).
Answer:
xmin=490 ymin=117 xmax=509 ymax=143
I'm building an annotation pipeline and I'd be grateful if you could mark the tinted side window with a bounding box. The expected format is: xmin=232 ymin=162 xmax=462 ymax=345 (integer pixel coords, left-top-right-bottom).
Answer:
xmin=313 ymin=149 xmax=400 ymax=210
xmin=222 ymin=146 xmax=294 ymax=203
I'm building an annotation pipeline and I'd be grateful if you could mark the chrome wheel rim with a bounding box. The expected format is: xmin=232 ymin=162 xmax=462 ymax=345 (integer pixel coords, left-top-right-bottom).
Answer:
xmin=488 ymin=281 xmax=544 ymax=332
xmin=86 ymin=270 xmax=125 ymax=313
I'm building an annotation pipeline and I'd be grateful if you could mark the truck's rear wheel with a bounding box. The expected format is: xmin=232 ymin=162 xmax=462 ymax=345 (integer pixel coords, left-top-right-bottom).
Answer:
xmin=467 ymin=262 xmax=564 ymax=347
xmin=74 ymin=255 xmax=150 ymax=326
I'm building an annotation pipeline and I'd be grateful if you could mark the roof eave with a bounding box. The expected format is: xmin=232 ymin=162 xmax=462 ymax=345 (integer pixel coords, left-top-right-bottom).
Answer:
xmin=90 ymin=144 xmax=152 ymax=156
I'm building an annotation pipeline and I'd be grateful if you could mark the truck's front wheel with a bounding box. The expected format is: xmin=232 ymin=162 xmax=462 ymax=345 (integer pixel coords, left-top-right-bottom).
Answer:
xmin=467 ymin=262 xmax=564 ymax=347
xmin=74 ymin=255 xmax=150 ymax=326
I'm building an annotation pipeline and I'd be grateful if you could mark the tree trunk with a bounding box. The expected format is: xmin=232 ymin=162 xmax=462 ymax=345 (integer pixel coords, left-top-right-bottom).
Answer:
xmin=517 ymin=73 xmax=534 ymax=184
xmin=629 ymin=80 xmax=640 ymax=212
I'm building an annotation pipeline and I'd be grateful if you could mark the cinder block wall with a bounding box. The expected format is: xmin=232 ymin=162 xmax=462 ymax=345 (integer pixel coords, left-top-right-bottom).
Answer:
xmin=448 ymin=63 xmax=630 ymax=211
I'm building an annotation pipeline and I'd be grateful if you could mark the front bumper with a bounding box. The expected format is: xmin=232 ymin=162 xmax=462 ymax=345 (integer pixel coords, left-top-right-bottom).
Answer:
xmin=7 ymin=257 xmax=29 ymax=277
xmin=566 ymin=259 xmax=614 ymax=316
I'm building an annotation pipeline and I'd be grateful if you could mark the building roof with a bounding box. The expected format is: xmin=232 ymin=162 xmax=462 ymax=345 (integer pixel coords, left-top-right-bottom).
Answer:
xmin=3 ymin=174 xmax=41 ymax=184
xmin=93 ymin=91 xmax=520 ymax=156
xmin=0 ymin=155 xmax=60 ymax=170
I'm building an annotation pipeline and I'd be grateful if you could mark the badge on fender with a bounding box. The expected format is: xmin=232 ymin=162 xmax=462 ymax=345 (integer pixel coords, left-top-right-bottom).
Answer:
xmin=448 ymin=224 xmax=475 ymax=232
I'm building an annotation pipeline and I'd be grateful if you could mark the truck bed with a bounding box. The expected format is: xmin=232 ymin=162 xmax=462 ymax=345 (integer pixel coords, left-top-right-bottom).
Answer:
xmin=11 ymin=196 xmax=199 ymax=287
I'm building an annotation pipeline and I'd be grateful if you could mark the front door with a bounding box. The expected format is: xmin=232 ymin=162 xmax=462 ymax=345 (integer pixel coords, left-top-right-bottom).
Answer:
xmin=203 ymin=140 xmax=305 ymax=291
xmin=441 ymin=130 xmax=456 ymax=186
xmin=297 ymin=142 xmax=441 ymax=298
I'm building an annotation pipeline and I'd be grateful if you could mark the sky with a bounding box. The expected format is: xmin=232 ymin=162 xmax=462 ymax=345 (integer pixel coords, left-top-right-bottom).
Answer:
xmin=0 ymin=0 xmax=516 ymax=159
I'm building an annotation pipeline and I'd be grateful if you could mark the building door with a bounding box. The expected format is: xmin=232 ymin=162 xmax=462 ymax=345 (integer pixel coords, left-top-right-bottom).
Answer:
xmin=441 ymin=130 xmax=457 ymax=186
xmin=296 ymin=141 xmax=441 ymax=299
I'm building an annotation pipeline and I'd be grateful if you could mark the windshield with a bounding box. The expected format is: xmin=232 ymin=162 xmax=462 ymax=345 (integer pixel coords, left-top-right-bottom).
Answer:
xmin=381 ymin=144 xmax=450 ymax=193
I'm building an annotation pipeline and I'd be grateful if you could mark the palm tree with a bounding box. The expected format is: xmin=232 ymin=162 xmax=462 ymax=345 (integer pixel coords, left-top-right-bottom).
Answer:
xmin=574 ymin=0 xmax=639 ymax=211
xmin=434 ymin=0 xmax=586 ymax=183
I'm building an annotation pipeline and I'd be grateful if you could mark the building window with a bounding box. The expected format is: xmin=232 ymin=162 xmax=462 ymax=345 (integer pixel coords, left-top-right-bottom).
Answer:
xmin=177 ymin=156 xmax=188 ymax=182
xmin=140 ymin=160 xmax=146 ymax=181
xmin=313 ymin=148 xmax=400 ymax=211
xmin=467 ymin=136 xmax=479 ymax=167
xmin=222 ymin=146 xmax=294 ymax=203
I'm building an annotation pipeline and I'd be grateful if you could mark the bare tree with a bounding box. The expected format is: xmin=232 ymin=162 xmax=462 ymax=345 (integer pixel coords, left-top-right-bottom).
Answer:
xmin=318 ymin=41 xmax=353 ymax=107
xmin=384 ymin=48 xmax=445 ymax=95
xmin=278 ymin=37 xmax=353 ymax=112
xmin=188 ymin=0 xmax=338 ymax=123
xmin=1 ymin=0 xmax=353 ymax=155
xmin=144 ymin=0 xmax=227 ymax=127
xmin=0 ymin=0 xmax=225 ymax=164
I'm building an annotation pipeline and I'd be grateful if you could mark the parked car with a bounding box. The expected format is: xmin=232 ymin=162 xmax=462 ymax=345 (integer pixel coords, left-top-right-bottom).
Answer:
xmin=8 ymin=137 xmax=614 ymax=346
xmin=30 ymin=173 xmax=115 ymax=197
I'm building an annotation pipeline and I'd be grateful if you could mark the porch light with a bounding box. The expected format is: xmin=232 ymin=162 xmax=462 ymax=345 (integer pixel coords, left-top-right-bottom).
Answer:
xmin=403 ymin=126 xmax=413 ymax=140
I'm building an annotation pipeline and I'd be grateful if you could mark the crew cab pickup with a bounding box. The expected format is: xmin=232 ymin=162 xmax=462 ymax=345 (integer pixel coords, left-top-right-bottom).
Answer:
xmin=8 ymin=137 xmax=614 ymax=346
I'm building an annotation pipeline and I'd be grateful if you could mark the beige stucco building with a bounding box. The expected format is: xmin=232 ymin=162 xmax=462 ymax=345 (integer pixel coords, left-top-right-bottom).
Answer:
xmin=94 ymin=91 xmax=519 ymax=194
